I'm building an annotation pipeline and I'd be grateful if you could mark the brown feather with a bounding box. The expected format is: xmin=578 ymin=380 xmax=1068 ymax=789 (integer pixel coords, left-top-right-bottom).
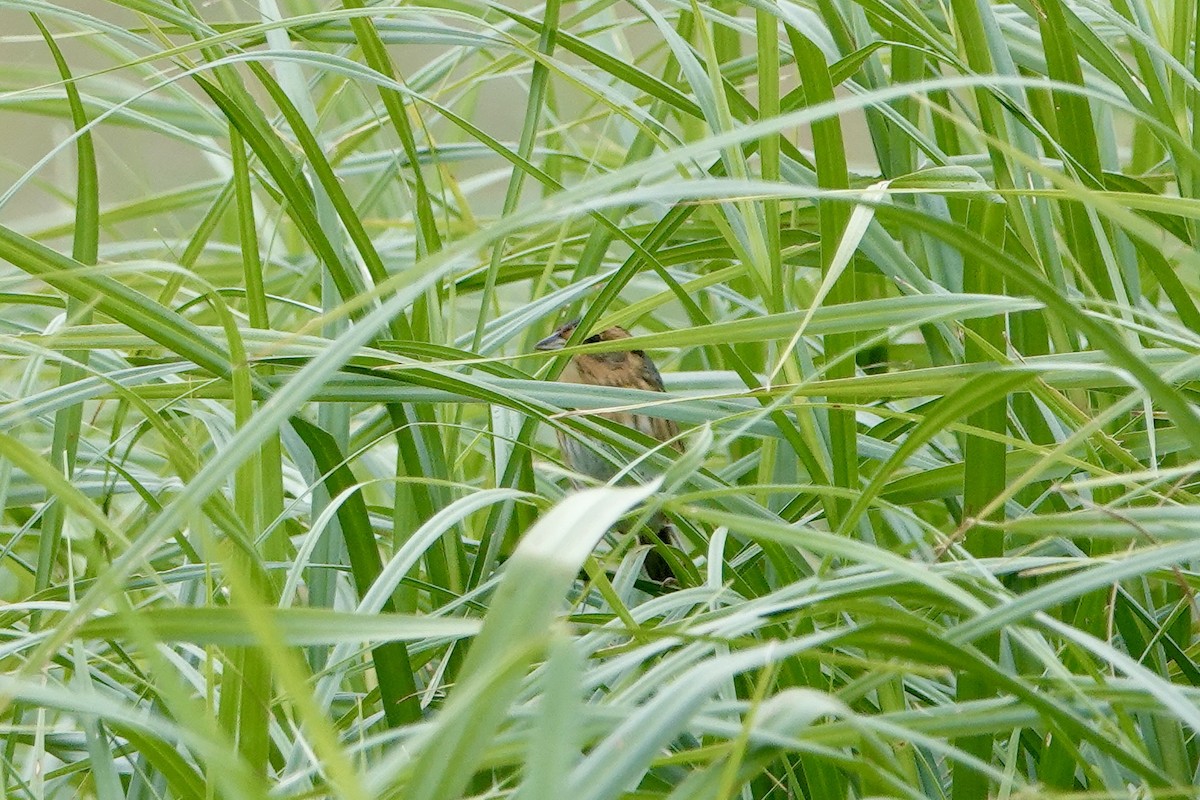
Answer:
xmin=554 ymin=328 xmax=681 ymax=453
xmin=542 ymin=323 xmax=683 ymax=582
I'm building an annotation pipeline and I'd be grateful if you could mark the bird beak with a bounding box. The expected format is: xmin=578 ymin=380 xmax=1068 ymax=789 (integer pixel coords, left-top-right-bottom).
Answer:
xmin=534 ymin=331 xmax=568 ymax=351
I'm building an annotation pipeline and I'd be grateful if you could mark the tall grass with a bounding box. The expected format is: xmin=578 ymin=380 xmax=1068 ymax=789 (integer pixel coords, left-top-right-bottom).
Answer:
xmin=2 ymin=0 xmax=1200 ymax=797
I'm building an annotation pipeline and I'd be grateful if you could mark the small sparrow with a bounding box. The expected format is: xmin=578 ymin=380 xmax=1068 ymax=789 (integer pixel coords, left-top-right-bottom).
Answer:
xmin=536 ymin=320 xmax=682 ymax=580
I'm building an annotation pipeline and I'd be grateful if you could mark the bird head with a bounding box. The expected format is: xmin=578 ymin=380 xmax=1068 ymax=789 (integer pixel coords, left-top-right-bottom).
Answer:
xmin=534 ymin=320 xmax=632 ymax=351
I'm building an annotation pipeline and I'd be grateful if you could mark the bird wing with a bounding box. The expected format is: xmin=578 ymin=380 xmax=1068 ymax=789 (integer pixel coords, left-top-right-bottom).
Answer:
xmin=629 ymin=351 xmax=683 ymax=451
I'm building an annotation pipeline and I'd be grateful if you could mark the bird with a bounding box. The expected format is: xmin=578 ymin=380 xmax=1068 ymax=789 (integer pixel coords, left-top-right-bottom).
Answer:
xmin=535 ymin=319 xmax=682 ymax=581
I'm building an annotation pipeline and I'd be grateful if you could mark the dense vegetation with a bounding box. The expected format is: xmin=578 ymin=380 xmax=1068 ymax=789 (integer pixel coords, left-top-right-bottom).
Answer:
xmin=3 ymin=0 xmax=1200 ymax=797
